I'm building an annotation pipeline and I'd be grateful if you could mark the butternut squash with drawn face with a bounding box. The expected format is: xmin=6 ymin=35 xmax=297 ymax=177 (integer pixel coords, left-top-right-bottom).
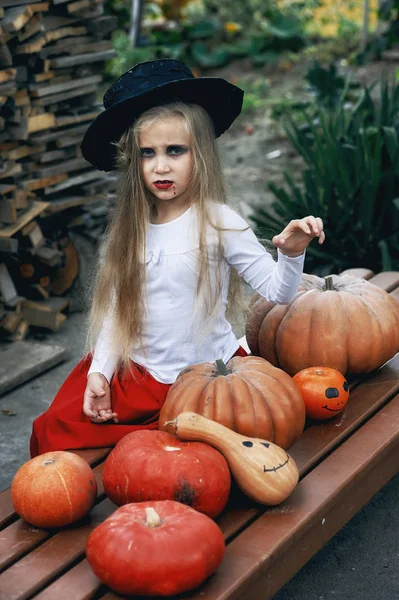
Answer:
xmin=164 ymin=411 xmax=299 ymax=506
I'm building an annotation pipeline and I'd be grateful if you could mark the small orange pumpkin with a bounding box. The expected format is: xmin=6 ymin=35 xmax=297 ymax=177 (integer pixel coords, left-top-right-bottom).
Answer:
xmin=293 ymin=366 xmax=349 ymax=420
xmin=160 ymin=355 xmax=305 ymax=450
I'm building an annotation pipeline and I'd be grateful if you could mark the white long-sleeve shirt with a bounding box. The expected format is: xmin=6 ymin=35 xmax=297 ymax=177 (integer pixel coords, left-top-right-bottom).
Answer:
xmin=88 ymin=203 xmax=305 ymax=383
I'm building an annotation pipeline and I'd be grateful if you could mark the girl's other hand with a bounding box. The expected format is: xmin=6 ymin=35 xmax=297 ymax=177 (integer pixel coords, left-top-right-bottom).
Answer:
xmin=272 ymin=216 xmax=325 ymax=257
xmin=83 ymin=373 xmax=118 ymax=423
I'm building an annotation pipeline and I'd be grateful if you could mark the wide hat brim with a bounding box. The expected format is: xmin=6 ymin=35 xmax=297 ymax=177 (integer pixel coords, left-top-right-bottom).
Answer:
xmin=81 ymin=77 xmax=244 ymax=172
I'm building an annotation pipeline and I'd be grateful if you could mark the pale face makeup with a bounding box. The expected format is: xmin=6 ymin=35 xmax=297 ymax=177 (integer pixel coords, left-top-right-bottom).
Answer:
xmin=139 ymin=115 xmax=193 ymax=223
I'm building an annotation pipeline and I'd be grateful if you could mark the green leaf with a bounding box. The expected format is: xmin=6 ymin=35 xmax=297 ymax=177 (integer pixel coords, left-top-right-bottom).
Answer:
xmin=190 ymin=42 xmax=231 ymax=68
xmin=185 ymin=19 xmax=221 ymax=40
xmin=378 ymin=239 xmax=393 ymax=271
xmin=382 ymin=126 xmax=398 ymax=162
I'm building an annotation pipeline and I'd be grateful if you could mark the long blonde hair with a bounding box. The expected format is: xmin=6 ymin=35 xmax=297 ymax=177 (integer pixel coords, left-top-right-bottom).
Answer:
xmin=87 ymin=102 xmax=245 ymax=371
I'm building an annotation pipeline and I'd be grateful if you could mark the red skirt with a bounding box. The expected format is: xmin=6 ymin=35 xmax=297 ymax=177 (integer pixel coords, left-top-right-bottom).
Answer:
xmin=30 ymin=347 xmax=248 ymax=457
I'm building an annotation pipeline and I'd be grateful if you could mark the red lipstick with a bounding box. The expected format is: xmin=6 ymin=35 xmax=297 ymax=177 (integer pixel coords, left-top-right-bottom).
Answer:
xmin=154 ymin=181 xmax=173 ymax=190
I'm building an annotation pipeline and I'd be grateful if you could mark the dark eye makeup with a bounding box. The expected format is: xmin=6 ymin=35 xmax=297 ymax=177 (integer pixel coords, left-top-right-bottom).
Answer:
xmin=139 ymin=145 xmax=188 ymax=157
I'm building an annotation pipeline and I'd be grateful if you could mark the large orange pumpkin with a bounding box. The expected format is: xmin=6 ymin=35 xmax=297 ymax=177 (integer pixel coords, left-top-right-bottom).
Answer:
xmin=11 ymin=451 xmax=97 ymax=528
xmin=246 ymin=273 xmax=399 ymax=376
xmin=160 ymin=355 xmax=305 ymax=449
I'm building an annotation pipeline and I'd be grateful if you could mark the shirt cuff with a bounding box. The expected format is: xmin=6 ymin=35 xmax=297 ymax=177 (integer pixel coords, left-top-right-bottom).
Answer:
xmin=87 ymin=357 xmax=115 ymax=384
xmin=277 ymin=248 xmax=306 ymax=263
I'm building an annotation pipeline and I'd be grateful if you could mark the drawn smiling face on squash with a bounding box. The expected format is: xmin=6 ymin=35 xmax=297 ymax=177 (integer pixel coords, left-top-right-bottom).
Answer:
xmin=240 ymin=439 xmax=295 ymax=489
xmin=293 ymin=366 xmax=349 ymax=421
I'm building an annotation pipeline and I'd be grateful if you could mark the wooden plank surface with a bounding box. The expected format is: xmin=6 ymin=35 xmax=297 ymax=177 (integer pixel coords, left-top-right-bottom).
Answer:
xmin=0 ymin=341 xmax=68 ymax=397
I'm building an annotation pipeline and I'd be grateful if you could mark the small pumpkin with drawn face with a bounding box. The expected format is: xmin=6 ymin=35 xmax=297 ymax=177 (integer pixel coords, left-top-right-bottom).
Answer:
xmin=293 ymin=366 xmax=349 ymax=421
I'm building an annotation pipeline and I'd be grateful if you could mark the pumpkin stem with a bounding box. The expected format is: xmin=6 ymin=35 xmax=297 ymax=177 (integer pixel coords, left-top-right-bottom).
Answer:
xmin=215 ymin=359 xmax=229 ymax=376
xmin=324 ymin=276 xmax=335 ymax=291
xmin=145 ymin=507 xmax=162 ymax=528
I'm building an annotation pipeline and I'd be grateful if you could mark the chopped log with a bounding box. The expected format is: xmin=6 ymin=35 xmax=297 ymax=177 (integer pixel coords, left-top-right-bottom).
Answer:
xmin=23 ymin=173 xmax=68 ymax=191
xmin=43 ymin=193 xmax=104 ymax=213
xmin=1 ymin=311 xmax=22 ymax=333
xmin=14 ymin=34 xmax=48 ymax=54
xmin=0 ymin=201 xmax=48 ymax=238
xmin=0 ymin=262 xmax=18 ymax=303
xmin=0 ymin=160 xmax=22 ymax=177
xmin=0 ymin=44 xmax=12 ymax=68
xmin=33 ymin=71 xmax=55 ymax=83
xmin=17 ymin=14 xmax=41 ymax=43
xmin=51 ymin=236 xmax=79 ymax=295
xmin=2 ymin=6 xmax=34 ymax=33
xmin=21 ymin=298 xmax=68 ymax=330
xmin=30 ymin=122 xmax=89 ymax=143
xmin=33 ymin=83 xmax=97 ymax=107
xmin=86 ymin=15 xmax=117 ymax=35
xmin=13 ymin=317 xmax=29 ymax=340
xmin=55 ymin=109 xmax=100 ymax=127
xmin=35 ymin=245 xmax=63 ymax=266
xmin=14 ymin=189 xmax=30 ymax=209
xmin=0 ymin=183 xmax=16 ymax=195
xmin=0 ymin=81 xmax=16 ymax=94
xmin=49 ymin=49 xmax=115 ymax=68
xmin=6 ymin=145 xmax=44 ymax=160
xmin=44 ymin=169 xmax=102 ymax=195
xmin=0 ymin=198 xmax=17 ymax=223
xmin=14 ymin=89 xmax=30 ymax=106
xmin=27 ymin=112 xmax=56 ymax=133
xmin=39 ymin=148 xmax=72 ymax=163
xmin=44 ymin=25 xmax=87 ymax=44
xmin=67 ymin=0 xmax=90 ymax=13
xmin=0 ymin=237 xmax=18 ymax=253
xmin=0 ymin=68 xmax=16 ymax=83
xmin=29 ymin=74 xmax=101 ymax=97
xmin=34 ymin=156 xmax=88 ymax=178
xmin=21 ymin=220 xmax=45 ymax=248
xmin=0 ymin=0 xmax=39 ymax=8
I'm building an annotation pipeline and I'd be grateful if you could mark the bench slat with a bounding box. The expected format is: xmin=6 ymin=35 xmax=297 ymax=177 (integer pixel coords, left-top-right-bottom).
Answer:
xmin=339 ymin=268 xmax=374 ymax=279
xmin=367 ymin=271 xmax=399 ymax=291
xmin=184 ymin=393 xmax=399 ymax=600
xmin=0 ymin=499 xmax=116 ymax=600
xmin=32 ymin=558 xmax=102 ymax=600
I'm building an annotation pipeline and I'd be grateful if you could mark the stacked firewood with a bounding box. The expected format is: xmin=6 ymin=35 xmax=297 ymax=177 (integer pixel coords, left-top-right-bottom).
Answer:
xmin=0 ymin=0 xmax=117 ymax=341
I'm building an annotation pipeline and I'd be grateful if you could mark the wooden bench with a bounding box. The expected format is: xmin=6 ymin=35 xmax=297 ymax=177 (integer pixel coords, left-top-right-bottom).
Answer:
xmin=1 ymin=268 xmax=399 ymax=600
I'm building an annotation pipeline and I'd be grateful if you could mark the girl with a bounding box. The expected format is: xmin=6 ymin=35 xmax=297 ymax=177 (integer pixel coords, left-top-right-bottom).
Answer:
xmin=30 ymin=59 xmax=325 ymax=457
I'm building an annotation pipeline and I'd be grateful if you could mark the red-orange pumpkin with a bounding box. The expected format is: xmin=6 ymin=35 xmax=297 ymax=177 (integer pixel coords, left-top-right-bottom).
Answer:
xmin=11 ymin=451 xmax=97 ymax=528
xmin=246 ymin=274 xmax=399 ymax=376
xmin=86 ymin=500 xmax=225 ymax=596
xmin=160 ymin=355 xmax=305 ymax=450
xmin=102 ymin=430 xmax=231 ymax=518
xmin=293 ymin=366 xmax=349 ymax=420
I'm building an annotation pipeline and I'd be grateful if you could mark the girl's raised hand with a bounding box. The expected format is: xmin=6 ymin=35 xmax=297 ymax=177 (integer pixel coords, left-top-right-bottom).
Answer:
xmin=83 ymin=373 xmax=118 ymax=423
xmin=272 ymin=216 xmax=325 ymax=257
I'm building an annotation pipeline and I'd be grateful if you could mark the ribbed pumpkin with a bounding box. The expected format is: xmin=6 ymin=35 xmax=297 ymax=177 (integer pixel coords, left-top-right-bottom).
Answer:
xmin=160 ymin=355 xmax=305 ymax=450
xmin=246 ymin=273 xmax=399 ymax=376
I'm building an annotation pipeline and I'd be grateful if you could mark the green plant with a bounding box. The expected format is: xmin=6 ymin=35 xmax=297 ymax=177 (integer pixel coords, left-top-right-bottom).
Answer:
xmin=249 ymin=79 xmax=399 ymax=274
